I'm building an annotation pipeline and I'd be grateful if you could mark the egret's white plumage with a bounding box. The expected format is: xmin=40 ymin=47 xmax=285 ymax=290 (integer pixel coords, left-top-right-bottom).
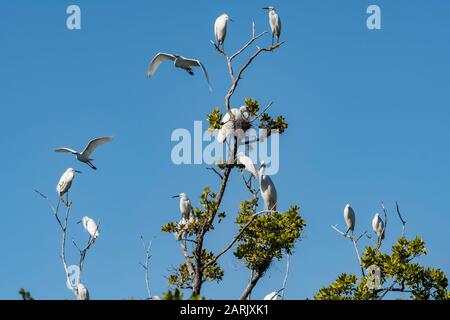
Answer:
xmin=214 ymin=14 xmax=232 ymax=49
xmin=344 ymin=204 xmax=356 ymax=233
xmin=217 ymin=106 xmax=251 ymax=143
xmin=263 ymin=291 xmax=279 ymax=300
xmin=263 ymin=6 xmax=282 ymax=45
xmin=372 ymin=213 xmax=385 ymax=239
xmin=56 ymin=168 xmax=80 ymax=198
xmin=80 ymin=216 xmax=100 ymax=239
xmin=147 ymin=53 xmax=212 ymax=91
xmin=55 ymin=136 xmax=113 ymax=170
xmin=173 ymin=193 xmax=195 ymax=240
xmin=76 ymin=283 xmax=89 ymax=300
xmin=236 ymin=153 xmax=258 ymax=178
xmin=259 ymin=162 xmax=277 ymax=211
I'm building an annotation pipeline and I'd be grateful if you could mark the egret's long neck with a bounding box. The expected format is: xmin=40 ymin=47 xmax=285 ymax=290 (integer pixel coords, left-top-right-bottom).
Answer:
xmin=259 ymin=166 xmax=265 ymax=183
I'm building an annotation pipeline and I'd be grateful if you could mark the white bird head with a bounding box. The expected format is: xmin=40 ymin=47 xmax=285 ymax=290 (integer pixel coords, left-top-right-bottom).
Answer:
xmin=219 ymin=13 xmax=234 ymax=22
xmin=68 ymin=168 xmax=82 ymax=174
xmin=263 ymin=6 xmax=276 ymax=11
xmin=172 ymin=193 xmax=188 ymax=200
xmin=77 ymin=216 xmax=90 ymax=226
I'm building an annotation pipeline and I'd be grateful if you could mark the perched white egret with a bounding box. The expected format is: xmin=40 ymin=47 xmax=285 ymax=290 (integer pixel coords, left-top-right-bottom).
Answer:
xmin=259 ymin=161 xmax=277 ymax=211
xmin=372 ymin=213 xmax=385 ymax=240
xmin=76 ymin=283 xmax=89 ymax=300
xmin=56 ymin=168 xmax=81 ymax=198
xmin=217 ymin=106 xmax=251 ymax=143
xmin=263 ymin=291 xmax=279 ymax=300
xmin=152 ymin=296 xmax=161 ymax=300
xmin=214 ymin=14 xmax=233 ymax=50
xmin=55 ymin=137 xmax=113 ymax=170
xmin=236 ymin=153 xmax=258 ymax=178
xmin=344 ymin=204 xmax=356 ymax=233
xmin=78 ymin=216 xmax=100 ymax=239
xmin=147 ymin=53 xmax=212 ymax=91
xmin=173 ymin=193 xmax=195 ymax=240
xmin=263 ymin=6 xmax=282 ymax=45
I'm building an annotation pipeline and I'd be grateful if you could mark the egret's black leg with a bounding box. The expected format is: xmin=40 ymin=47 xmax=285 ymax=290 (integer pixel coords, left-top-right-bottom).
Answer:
xmin=87 ymin=161 xmax=97 ymax=170
xmin=186 ymin=68 xmax=194 ymax=76
xmin=272 ymin=34 xmax=274 ymax=46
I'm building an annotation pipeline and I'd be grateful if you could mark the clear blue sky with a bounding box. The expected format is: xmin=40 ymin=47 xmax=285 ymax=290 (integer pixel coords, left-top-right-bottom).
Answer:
xmin=1 ymin=0 xmax=449 ymax=300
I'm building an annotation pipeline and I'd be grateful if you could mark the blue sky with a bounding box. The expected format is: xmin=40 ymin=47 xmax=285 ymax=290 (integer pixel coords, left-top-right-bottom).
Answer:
xmin=0 ymin=0 xmax=449 ymax=300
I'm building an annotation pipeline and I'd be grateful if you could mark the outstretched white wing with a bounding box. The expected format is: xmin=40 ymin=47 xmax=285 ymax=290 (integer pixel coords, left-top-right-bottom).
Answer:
xmin=184 ymin=58 xmax=212 ymax=91
xmin=147 ymin=52 xmax=176 ymax=77
xmin=54 ymin=147 xmax=78 ymax=154
xmin=82 ymin=137 xmax=113 ymax=158
xmin=236 ymin=153 xmax=258 ymax=178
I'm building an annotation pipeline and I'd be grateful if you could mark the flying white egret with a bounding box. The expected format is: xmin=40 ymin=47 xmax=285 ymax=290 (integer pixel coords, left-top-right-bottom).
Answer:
xmin=263 ymin=291 xmax=279 ymax=300
xmin=76 ymin=283 xmax=89 ymax=300
xmin=236 ymin=153 xmax=258 ymax=178
xmin=56 ymin=168 xmax=81 ymax=198
xmin=263 ymin=6 xmax=282 ymax=45
xmin=78 ymin=216 xmax=100 ymax=239
xmin=217 ymin=106 xmax=251 ymax=144
xmin=259 ymin=161 xmax=277 ymax=211
xmin=147 ymin=53 xmax=212 ymax=91
xmin=344 ymin=204 xmax=356 ymax=233
xmin=173 ymin=193 xmax=195 ymax=240
xmin=372 ymin=213 xmax=385 ymax=240
xmin=55 ymin=137 xmax=113 ymax=170
xmin=214 ymin=14 xmax=233 ymax=50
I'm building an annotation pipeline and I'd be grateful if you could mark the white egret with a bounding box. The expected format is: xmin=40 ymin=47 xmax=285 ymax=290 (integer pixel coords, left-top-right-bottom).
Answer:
xmin=173 ymin=193 xmax=195 ymax=240
xmin=56 ymin=168 xmax=81 ymax=198
xmin=217 ymin=106 xmax=251 ymax=144
xmin=147 ymin=53 xmax=212 ymax=91
xmin=343 ymin=204 xmax=356 ymax=233
xmin=214 ymin=14 xmax=233 ymax=50
xmin=55 ymin=137 xmax=113 ymax=170
xmin=78 ymin=216 xmax=100 ymax=239
xmin=236 ymin=153 xmax=258 ymax=178
xmin=263 ymin=6 xmax=282 ymax=45
xmin=263 ymin=291 xmax=279 ymax=300
xmin=259 ymin=161 xmax=277 ymax=211
xmin=76 ymin=283 xmax=89 ymax=300
xmin=152 ymin=296 xmax=161 ymax=300
xmin=372 ymin=213 xmax=385 ymax=240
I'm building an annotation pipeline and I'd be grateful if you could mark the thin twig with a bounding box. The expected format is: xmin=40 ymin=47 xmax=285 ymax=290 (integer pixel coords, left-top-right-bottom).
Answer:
xmin=206 ymin=166 xmax=223 ymax=180
xmin=280 ymin=254 xmax=290 ymax=300
xmin=332 ymin=225 xmax=366 ymax=277
xmin=140 ymin=236 xmax=154 ymax=300
xmin=395 ymin=202 xmax=406 ymax=237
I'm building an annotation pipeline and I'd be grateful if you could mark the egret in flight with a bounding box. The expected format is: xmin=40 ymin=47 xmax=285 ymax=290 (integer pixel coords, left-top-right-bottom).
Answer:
xmin=214 ymin=14 xmax=233 ymax=51
xmin=78 ymin=216 xmax=100 ymax=239
xmin=263 ymin=6 xmax=282 ymax=45
xmin=55 ymin=137 xmax=113 ymax=170
xmin=147 ymin=53 xmax=212 ymax=91
xmin=76 ymin=283 xmax=89 ymax=300
xmin=343 ymin=204 xmax=356 ymax=233
xmin=56 ymin=168 xmax=81 ymax=199
xmin=259 ymin=161 xmax=277 ymax=211
xmin=372 ymin=213 xmax=385 ymax=240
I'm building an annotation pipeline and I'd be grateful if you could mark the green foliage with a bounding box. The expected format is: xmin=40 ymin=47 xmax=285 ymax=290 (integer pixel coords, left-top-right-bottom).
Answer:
xmin=200 ymin=250 xmax=224 ymax=282
xmin=314 ymin=237 xmax=450 ymax=300
xmin=259 ymin=114 xmax=288 ymax=135
xmin=162 ymin=288 xmax=183 ymax=300
xmin=18 ymin=288 xmax=33 ymax=300
xmin=168 ymin=263 xmax=192 ymax=289
xmin=234 ymin=201 xmax=305 ymax=273
xmin=207 ymin=107 xmax=223 ymax=130
xmin=244 ymin=98 xmax=260 ymax=116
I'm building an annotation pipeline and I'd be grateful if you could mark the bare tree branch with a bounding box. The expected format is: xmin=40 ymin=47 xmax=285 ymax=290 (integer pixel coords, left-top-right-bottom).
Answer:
xmin=206 ymin=166 xmax=223 ymax=180
xmin=140 ymin=236 xmax=153 ymax=300
xmin=332 ymin=225 xmax=367 ymax=277
xmin=396 ymin=201 xmax=406 ymax=237
xmin=280 ymin=254 xmax=291 ymax=300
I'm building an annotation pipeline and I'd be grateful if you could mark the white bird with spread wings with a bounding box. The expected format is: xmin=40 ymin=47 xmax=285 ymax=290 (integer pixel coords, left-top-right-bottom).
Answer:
xmin=54 ymin=136 xmax=113 ymax=170
xmin=147 ymin=53 xmax=212 ymax=91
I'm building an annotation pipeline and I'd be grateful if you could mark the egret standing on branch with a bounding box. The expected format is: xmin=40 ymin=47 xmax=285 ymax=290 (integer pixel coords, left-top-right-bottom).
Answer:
xmin=147 ymin=53 xmax=212 ymax=91
xmin=78 ymin=216 xmax=100 ymax=239
xmin=236 ymin=152 xmax=258 ymax=178
xmin=217 ymin=106 xmax=251 ymax=144
xmin=173 ymin=193 xmax=195 ymax=240
xmin=344 ymin=204 xmax=356 ymax=234
xmin=56 ymin=168 xmax=81 ymax=199
xmin=55 ymin=137 xmax=113 ymax=170
xmin=214 ymin=14 xmax=233 ymax=51
xmin=372 ymin=213 xmax=385 ymax=240
xmin=263 ymin=6 xmax=282 ymax=45
xmin=259 ymin=161 xmax=277 ymax=211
